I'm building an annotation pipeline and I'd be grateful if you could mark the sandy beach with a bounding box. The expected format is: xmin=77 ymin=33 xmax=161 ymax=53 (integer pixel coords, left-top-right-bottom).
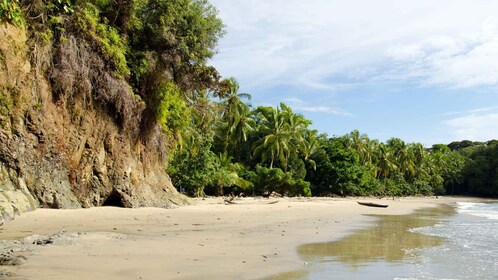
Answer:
xmin=0 ymin=196 xmax=478 ymax=280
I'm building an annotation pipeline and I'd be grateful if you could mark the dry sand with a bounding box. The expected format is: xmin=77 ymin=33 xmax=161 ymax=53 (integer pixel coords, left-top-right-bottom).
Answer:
xmin=0 ymin=196 xmax=478 ymax=280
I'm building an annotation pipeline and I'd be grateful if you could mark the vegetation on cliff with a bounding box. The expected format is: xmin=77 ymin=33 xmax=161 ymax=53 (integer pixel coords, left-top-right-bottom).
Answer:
xmin=1 ymin=0 xmax=496 ymax=202
xmin=0 ymin=0 xmax=223 ymax=209
xmin=1 ymin=0 xmax=224 ymax=137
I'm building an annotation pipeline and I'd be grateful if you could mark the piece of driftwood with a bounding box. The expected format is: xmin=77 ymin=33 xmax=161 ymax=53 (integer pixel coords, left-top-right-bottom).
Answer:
xmin=224 ymin=196 xmax=237 ymax=204
xmin=357 ymin=201 xmax=388 ymax=208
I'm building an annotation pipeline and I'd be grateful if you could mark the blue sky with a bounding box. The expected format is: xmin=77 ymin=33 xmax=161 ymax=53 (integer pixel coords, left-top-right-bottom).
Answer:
xmin=208 ymin=0 xmax=498 ymax=146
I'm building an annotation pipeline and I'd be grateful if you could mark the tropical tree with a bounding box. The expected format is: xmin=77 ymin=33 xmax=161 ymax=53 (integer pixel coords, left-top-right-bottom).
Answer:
xmin=345 ymin=130 xmax=369 ymax=164
xmin=252 ymin=105 xmax=293 ymax=169
xmin=211 ymin=152 xmax=252 ymax=196
xmin=300 ymin=130 xmax=321 ymax=171
xmin=167 ymin=146 xmax=217 ymax=197
xmin=387 ymin=138 xmax=415 ymax=179
xmin=226 ymin=101 xmax=256 ymax=158
xmin=217 ymin=78 xmax=253 ymax=152
xmin=408 ymin=143 xmax=427 ymax=180
xmin=179 ymin=89 xmax=220 ymax=155
xmin=375 ymin=143 xmax=397 ymax=179
xmin=219 ymin=78 xmax=251 ymax=116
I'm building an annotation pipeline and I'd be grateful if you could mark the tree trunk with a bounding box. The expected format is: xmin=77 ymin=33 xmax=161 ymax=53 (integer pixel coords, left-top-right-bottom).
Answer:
xmin=218 ymin=182 xmax=224 ymax=196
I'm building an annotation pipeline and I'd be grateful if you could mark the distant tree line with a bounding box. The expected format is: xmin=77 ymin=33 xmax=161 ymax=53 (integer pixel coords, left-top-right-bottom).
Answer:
xmin=446 ymin=140 xmax=498 ymax=197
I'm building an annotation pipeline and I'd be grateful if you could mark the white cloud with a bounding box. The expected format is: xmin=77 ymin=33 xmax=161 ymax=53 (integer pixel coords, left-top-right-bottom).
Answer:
xmin=441 ymin=106 xmax=498 ymax=117
xmin=443 ymin=112 xmax=498 ymax=141
xmin=210 ymin=0 xmax=498 ymax=90
xmin=386 ymin=22 xmax=498 ymax=88
xmin=284 ymin=98 xmax=352 ymax=116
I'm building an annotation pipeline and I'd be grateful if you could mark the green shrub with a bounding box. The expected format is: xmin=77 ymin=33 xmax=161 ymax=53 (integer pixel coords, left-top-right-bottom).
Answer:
xmin=0 ymin=0 xmax=23 ymax=27
xmin=253 ymin=166 xmax=312 ymax=197
xmin=75 ymin=3 xmax=129 ymax=77
xmin=168 ymin=147 xmax=217 ymax=197
xmin=413 ymin=180 xmax=433 ymax=196
xmin=155 ymin=82 xmax=190 ymax=140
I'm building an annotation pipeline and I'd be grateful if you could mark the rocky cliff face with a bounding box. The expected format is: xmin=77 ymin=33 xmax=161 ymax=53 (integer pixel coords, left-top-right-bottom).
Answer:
xmin=0 ymin=23 xmax=190 ymax=223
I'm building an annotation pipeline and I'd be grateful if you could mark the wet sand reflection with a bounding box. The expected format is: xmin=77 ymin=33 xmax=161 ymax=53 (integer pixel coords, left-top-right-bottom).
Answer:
xmin=271 ymin=205 xmax=455 ymax=279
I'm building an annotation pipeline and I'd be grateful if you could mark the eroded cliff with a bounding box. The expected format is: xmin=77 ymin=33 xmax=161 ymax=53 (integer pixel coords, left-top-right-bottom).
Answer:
xmin=0 ymin=23 xmax=190 ymax=223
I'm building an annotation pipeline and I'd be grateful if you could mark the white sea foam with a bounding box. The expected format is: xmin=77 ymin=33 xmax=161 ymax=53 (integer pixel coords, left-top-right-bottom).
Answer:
xmin=457 ymin=202 xmax=498 ymax=220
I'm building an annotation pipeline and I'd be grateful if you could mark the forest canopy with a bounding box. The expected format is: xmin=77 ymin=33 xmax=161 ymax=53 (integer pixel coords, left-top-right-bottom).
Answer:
xmin=1 ymin=1 xmax=497 ymax=198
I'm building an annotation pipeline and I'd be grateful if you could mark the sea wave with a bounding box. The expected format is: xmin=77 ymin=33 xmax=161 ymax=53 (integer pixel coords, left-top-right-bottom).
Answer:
xmin=457 ymin=202 xmax=498 ymax=220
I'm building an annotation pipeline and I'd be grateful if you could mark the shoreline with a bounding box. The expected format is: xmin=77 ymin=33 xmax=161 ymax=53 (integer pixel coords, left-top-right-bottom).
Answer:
xmin=0 ymin=196 xmax=483 ymax=279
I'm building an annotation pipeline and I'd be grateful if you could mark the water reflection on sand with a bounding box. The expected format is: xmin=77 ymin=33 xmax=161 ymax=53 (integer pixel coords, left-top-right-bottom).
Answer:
xmin=271 ymin=205 xmax=455 ymax=280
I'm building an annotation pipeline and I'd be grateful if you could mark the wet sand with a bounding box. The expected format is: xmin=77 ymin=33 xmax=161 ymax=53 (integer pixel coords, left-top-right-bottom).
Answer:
xmin=272 ymin=205 xmax=455 ymax=279
xmin=0 ymin=197 xmax=478 ymax=279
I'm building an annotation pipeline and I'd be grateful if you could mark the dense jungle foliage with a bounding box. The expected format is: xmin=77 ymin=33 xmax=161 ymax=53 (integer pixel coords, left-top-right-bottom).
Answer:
xmin=1 ymin=0 xmax=497 ymax=198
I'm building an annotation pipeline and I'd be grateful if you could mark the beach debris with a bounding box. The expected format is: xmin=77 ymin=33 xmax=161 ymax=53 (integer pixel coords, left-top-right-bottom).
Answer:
xmin=27 ymin=233 xmax=63 ymax=246
xmin=0 ymin=250 xmax=26 ymax=266
xmin=262 ymin=191 xmax=282 ymax=198
xmin=267 ymin=200 xmax=279 ymax=204
xmin=0 ymin=271 xmax=13 ymax=277
xmin=33 ymin=237 xmax=54 ymax=246
xmin=224 ymin=197 xmax=237 ymax=205
xmin=0 ymin=255 xmax=26 ymax=266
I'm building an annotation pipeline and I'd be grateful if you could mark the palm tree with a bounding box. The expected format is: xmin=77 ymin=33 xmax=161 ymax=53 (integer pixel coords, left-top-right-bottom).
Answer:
xmin=227 ymin=101 xmax=255 ymax=150
xmin=387 ymin=138 xmax=415 ymax=179
xmin=219 ymin=78 xmax=251 ymax=120
xmin=218 ymin=78 xmax=252 ymax=151
xmin=281 ymin=103 xmax=309 ymax=136
xmin=375 ymin=143 xmax=397 ymax=179
xmin=252 ymin=105 xmax=293 ymax=169
xmin=407 ymin=143 xmax=427 ymax=181
xmin=300 ymin=130 xmax=321 ymax=170
xmin=345 ymin=130 xmax=370 ymax=165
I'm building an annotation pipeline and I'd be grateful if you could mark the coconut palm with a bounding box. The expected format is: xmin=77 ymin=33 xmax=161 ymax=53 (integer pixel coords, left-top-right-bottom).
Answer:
xmin=220 ymin=78 xmax=251 ymax=120
xmin=300 ymin=130 xmax=321 ymax=170
xmin=407 ymin=143 xmax=427 ymax=181
xmin=252 ymin=105 xmax=293 ymax=169
xmin=227 ymin=102 xmax=255 ymax=148
xmin=387 ymin=138 xmax=415 ymax=179
xmin=218 ymin=78 xmax=252 ymax=151
xmin=345 ymin=130 xmax=371 ymax=165
xmin=375 ymin=143 xmax=397 ymax=179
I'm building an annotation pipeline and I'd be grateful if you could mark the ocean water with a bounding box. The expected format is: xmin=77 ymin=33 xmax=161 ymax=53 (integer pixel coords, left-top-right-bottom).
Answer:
xmin=272 ymin=202 xmax=498 ymax=280
xmin=407 ymin=202 xmax=498 ymax=279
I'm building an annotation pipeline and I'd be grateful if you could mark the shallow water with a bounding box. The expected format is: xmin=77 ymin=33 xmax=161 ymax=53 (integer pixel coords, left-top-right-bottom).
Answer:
xmin=270 ymin=205 xmax=459 ymax=280
xmin=408 ymin=201 xmax=498 ymax=279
